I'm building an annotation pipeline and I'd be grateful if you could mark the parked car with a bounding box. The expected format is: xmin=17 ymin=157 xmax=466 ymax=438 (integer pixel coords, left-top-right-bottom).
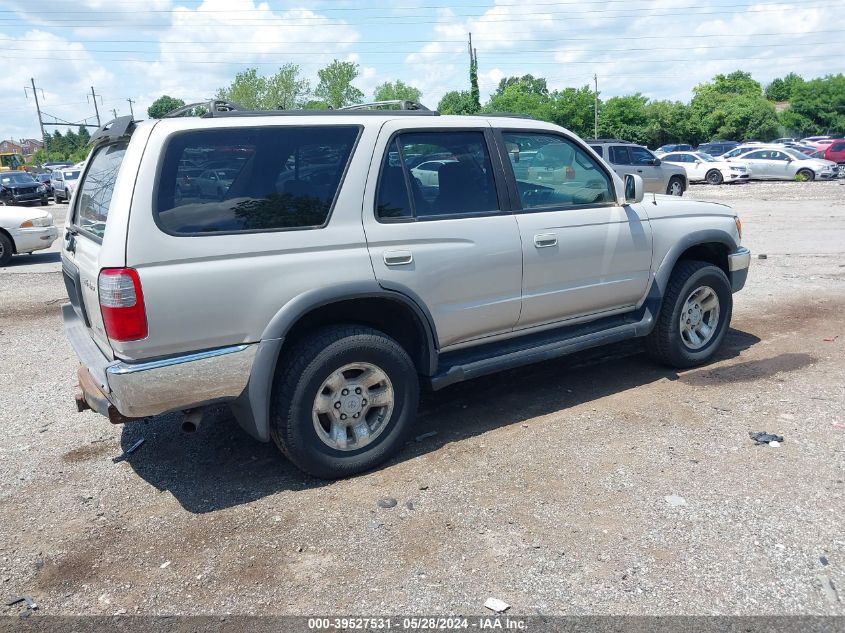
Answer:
xmin=0 ymin=171 xmax=50 ymax=206
xmin=588 ymin=140 xmax=687 ymax=195
xmin=62 ymin=109 xmax=749 ymax=478
xmin=655 ymin=143 xmax=693 ymax=154
xmin=0 ymin=205 xmax=58 ymax=266
xmin=823 ymin=139 xmax=845 ymax=165
xmin=720 ymin=143 xmax=780 ymax=160
xmin=660 ymin=151 xmax=751 ymax=185
xmin=194 ymin=168 xmax=237 ymax=199
xmin=409 ymin=159 xmax=456 ymax=187
xmin=52 ymin=168 xmax=81 ymax=203
xmin=33 ymin=173 xmax=54 ymax=198
xmin=696 ymin=141 xmax=739 ymax=157
xmin=800 ymin=136 xmax=832 ymax=144
xmin=727 ymin=148 xmax=839 ymax=180
xmin=773 ymin=137 xmax=797 ymax=144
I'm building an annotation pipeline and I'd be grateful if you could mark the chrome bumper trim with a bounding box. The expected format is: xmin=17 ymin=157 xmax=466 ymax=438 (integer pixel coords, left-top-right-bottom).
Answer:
xmin=105 ymin=344 xmax=258 ymax=418
xmin=728 ymin=246 xmax=751 ymax=272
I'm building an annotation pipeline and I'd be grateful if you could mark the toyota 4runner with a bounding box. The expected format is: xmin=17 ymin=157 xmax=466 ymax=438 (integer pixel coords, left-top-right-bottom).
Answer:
xmin=62 ymin=102 xmax=750 ymax=479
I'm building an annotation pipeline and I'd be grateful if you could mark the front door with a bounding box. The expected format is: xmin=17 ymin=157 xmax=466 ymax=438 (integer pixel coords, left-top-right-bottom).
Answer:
xmin=499 ymin=130 xmax=653 ymax=329
xmin=362 ymin=122 xmax=523 ymax=349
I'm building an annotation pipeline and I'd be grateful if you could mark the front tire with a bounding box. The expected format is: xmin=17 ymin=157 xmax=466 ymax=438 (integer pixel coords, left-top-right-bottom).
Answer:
xmin=270 ymin=325 xmax=420 ymax=479
xmin=705 ymin=169 xmax=724 ymax=185
xmin=797 ymin=168 xmax=814 ymax=181
xmin=646 ymin=260 xmax=733 ymax=368
xmin=667 ymin=176 xmax=685 ymax=196
xmin=0 ymin=232 xmax=14 ymax=267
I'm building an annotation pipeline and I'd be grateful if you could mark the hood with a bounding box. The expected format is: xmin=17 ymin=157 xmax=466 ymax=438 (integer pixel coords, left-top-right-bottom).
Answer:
xmin=642 ymin=195 xmax=735 ymax=220
xmin=0 ymin=179 xmax=39 ymax=189
xmin=0 ymin=206 xmax=52 ymax=229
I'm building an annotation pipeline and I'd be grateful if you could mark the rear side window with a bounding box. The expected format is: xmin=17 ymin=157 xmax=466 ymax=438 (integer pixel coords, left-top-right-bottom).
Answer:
xmin=831 ymin=142 xmax=845 ymax=152
xmin=375 ymin=130 xmax=500 ymax=221
xmin=74 ymin=142 xmax=128 ymax=239
xmin=155 ymin=126 xmax=360 ymax=235
xmin=609 ymin=146 xmax=630 ymax=164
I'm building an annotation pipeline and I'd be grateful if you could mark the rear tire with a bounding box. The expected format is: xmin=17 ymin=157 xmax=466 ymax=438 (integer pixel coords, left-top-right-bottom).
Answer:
xmin=0 ymin=232 xmax=14 ymax=267
xmin=667 ymin=176 xmax=685 ymax=196
xmin=646 ymin=260 xmax=732 ymax=368
xmin=705 ymin=169 xmax=723 ymax=185
xmin=270 ymin=324 xmax=420 ymax=479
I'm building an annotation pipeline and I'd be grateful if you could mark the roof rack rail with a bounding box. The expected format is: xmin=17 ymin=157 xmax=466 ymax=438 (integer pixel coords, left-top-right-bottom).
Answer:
xmin=586 ymin=138 xmax=635 ymax=144
xmin=484 ymin=112 xmax=535 ymax=120
xmin=339 ymin=100 xmax=430 ymax=111
xmin=89 ymin=115 xmax=136 ymax=144
xmin=163 ymin=99 xmax=245 ymax=118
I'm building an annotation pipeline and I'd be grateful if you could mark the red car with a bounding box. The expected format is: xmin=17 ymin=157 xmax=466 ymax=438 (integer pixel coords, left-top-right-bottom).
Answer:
xmin=823 ymin=139 xmax=845 ymax=165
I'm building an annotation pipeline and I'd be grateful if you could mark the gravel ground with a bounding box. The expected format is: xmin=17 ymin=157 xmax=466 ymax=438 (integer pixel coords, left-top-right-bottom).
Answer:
xmin=0 ymin=183 xmax=843 ymax=617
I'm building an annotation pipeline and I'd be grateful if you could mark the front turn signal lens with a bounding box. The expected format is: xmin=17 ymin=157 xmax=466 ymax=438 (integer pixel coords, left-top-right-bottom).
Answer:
xmin=735 ymin=216 xmax=742 ymax=240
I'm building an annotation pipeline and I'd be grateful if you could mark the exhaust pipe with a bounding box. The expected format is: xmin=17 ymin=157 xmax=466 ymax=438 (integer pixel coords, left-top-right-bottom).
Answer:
xmin=181 ymin=407 xmax=205 ymax=433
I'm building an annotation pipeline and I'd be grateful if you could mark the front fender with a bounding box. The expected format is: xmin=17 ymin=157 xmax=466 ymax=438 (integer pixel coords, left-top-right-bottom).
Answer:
xmin=653 ymin=228 xmax=739 ymax=294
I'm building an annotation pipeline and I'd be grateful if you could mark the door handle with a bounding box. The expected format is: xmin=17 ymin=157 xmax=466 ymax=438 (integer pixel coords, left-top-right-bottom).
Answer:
xmin=534 ymin=234 xmax=557 ymax=248
xmin=636 ymin=169 xmax=643 ymax=173
xmin=383 ymin=250 xmax=413 ymax=266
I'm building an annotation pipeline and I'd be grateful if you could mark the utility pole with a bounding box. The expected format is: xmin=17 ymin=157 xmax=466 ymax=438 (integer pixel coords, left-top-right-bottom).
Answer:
xmin=594 ymin=74 xmax=599 ymax=139
xmin=89 ymin=86 xmax=102 ymax=126
xmin=127 ymin=98 xmax=135 ymax=118
xmin=26 ymin=78 xmax=49 ymax=161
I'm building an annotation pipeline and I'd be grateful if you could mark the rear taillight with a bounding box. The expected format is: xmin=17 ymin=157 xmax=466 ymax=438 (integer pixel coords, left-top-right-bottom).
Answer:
xmin=98 ymin=268 xmax=147 ymax=341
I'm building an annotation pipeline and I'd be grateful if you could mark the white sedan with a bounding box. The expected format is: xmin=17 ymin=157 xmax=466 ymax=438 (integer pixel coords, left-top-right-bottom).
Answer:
xmin=660 ymin=151 xmax=751 ymax=185
xmin=728 ymin=148 xmax=839 ymax=181
xmin=0 ymin=205 xmax=58 ymax=266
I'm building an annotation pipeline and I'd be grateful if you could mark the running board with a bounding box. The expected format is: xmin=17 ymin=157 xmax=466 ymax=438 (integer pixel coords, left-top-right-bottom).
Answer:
xmin=430 ymin=309 xmax=655 ymax=391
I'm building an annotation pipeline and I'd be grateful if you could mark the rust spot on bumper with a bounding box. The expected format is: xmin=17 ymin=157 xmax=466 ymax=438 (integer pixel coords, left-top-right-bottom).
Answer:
xmin=76 ymin=366 xmax=137 ymax=425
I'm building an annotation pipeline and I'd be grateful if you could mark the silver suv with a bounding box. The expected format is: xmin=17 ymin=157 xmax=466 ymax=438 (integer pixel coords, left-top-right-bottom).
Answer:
xmin=589 ymin=139 xmax=688 ymax=196
xmin=63 ymin=104 xmax=749 ymax=478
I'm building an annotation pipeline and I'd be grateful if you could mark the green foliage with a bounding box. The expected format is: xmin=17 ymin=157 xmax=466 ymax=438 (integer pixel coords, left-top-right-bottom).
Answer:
xmin=547 ymin=87 xmax=595 ymax=138
xmin=689 ymin=70 xmax=778 ymax=143
xmin=374 ymin=80 xmax=422 ymax=103
xmin=597 ymin=94 xmax=650 ymax=144
xmin=765 ymin=72 xmax=804 ymax=101
xmin=216 ymin=65 xmax=310 ymax=110
xmin=494 ymin=74 xmax=548 ymax=97
xmin=315 ymin=60 xmax=364 ymax=109
xmin=469 ymin=51 xmax=481 ymax=113
xmin=784 ymin=74 xmax=845 ymax=135
xmin=437 ymin=90 xmax=478 ymax=115
xmin=147 ymin=95 xmax=186 ymax=119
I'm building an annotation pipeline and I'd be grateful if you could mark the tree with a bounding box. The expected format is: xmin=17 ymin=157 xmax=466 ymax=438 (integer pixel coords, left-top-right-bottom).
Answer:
xmin=597 ymin=94 xmax=651 ymax=145
xmin=782 ymin=74 xmax=845 ymax=135
xmin=373 ymin=80 xmax=422 ymax=103
xmin=147 ymin=95 xmax=186 ymax=119
xmin=218 ymin=65 xmax=310 ymax=110
xmin=765 ymin=72 xmax=804 ymax=102
xmin=547 ymin=86 xmax=596 ymax=139
xmin=689 ymin=70 xmax=778 ymax=142
xmin=315 ymin=60 xmax=364 ymax=109
xmin=469 ymin=50 xmax=481 ymax=113
xmin=437 ymin=90 xmax=478 ymax=115
xmin=644 ymin=100 xmax=692 ymax=147
xmin=494 ymin=74 xmax=548 ymax=97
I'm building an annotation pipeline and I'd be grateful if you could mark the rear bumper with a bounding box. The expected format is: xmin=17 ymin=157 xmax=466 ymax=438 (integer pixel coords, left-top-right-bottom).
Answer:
xmin=63 ymin=303 xmax=257 ymax=419
xmin=728 ymin=246 xmax=751 ymax=293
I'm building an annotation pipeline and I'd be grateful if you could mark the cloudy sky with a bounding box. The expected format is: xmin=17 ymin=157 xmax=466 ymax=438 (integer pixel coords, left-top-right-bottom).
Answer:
xmin=1 ymin=0 xmax=842 ymax=141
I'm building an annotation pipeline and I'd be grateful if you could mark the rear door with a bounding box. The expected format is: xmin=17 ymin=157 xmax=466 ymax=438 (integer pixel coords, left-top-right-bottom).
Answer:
xmin=361 ymin=121 xmax=523 ymax=349
xmin=62 ymin=141 xmax=132 ymax=358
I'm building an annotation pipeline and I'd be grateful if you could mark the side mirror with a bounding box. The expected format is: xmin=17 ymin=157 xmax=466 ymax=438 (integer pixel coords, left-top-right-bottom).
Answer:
xmin=786 ymin=157 xmax=793 ymax=163
xmin=624 ymin=174 xmax=644 ymax=204
xmin=694 ymin=160 xmax=702 ymax=165
xmin=650 ymin=158 xmax=661 ymax=166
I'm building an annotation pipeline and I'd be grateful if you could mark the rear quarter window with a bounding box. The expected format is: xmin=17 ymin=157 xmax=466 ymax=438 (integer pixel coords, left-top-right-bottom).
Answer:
xmin=74 ymin=142 xmax=128 ymax=239
xmin=154 ymin=125 xmax=360 ymax=235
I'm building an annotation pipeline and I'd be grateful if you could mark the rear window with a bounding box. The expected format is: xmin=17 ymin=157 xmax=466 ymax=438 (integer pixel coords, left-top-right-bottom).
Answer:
xmin=75 ymin=142 xmax=127 ymax=240
xmin=155 ymin=125 xmax=360 ymax=235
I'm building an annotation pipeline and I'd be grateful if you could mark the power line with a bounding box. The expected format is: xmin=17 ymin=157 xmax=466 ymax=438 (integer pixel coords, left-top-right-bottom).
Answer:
xmin=0 ymin=2 xmax=833 ymax=26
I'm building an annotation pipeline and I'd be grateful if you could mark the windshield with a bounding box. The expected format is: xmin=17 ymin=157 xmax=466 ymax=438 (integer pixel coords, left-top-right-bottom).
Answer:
xmin=63 ymin=170 xmax=81 ymax=180
xmin=694 ymin=153 xmax=717 ymax=162
xmin=0 ymin=172 xmax=35 ymax=185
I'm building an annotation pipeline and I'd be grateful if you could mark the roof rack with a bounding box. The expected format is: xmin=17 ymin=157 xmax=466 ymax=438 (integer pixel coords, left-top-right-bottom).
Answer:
xmin=339 ymin=100 xmax=430 ymax=111
xmin=586 ymin=138 xmax=635 ymax=144
xmin=483 ymin=112 xmax=535 ymax=120
xmin=163 ymin=99 xmax=245 ymax=118
xmin=89 ymin=115 xmax=136 ymax=144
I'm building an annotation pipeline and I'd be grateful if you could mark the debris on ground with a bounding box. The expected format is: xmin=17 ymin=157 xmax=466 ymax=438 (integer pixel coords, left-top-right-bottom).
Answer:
xmin=816 ymin=574 xmax=841 ymax=604
xmin=758 ymin=254 xmax=768 ymax=259
xmin=112 ymin=438 xmax=145 ymax=463
xmin=5 ymin=596 xmax=38 ymax=618
xmin=823 ymin=335 xmax=839 ymax=342
xmin=484 ymin=597 xmax=510 ymax=613
xmin=415 ymin=431 xmax=437 ymax=442
xmin=820 ymin=556 xmax=830 ymax=567
xmin=405 ymin=501 xmax=415 ymax=511
xmin=749 ymin=431 xmax=784 ymax=445
xmin=665 ymin=495 xmax=687 ymax=507
xmin=159 ymin=561 xmax=171 ymax=569
xmin=377 ymin=497 xmax=398 ymax=509
xmin=769 ymin=440 xmax=781 ymax=447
